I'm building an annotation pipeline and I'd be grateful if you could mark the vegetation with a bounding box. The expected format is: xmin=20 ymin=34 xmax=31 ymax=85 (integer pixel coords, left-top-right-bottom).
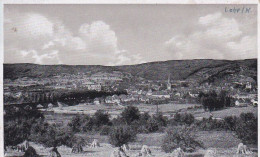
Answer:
xmin=23 ymin=146 xmax=39 ymax=157
xmin=199 ymin=90 xmax=232 ymax=111
xmin=235 ymin=112 xmax=257 ymax=145
xmin=121 ymin=106 xmax=140 ymax=125
xmin=161 ymin=125 xmax=203 ymax=153
xmin=4 ymin=100 xmax=257 ymax=156
xmin=4 ymin=106 xmax=44 ymax=147
xmin=109 ymin=125 xmax=136 ymax=147
xmin=30 ymin=123 xmax=75 ymax=148
xmin=169 ymin=112 xmax=195 ymax=126
xmin=195 ymin=116 xmax=225 ymax=131
xmin=4 ymin=59 xmax=256 ymax=82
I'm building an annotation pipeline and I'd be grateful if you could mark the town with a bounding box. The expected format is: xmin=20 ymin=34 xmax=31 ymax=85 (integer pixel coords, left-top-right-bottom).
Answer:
xmin=4 ymin=63 xmax=257 ymax=110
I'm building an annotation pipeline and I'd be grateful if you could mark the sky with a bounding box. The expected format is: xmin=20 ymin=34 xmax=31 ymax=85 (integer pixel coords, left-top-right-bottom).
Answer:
xmin=4 ymin=4 xmax=257 ymax=65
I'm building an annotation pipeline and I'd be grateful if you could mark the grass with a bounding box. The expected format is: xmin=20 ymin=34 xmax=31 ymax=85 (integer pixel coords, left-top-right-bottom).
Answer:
xmin=43 ymin=103 xmax=199 ymax=124
xmin=5 ymin=130 xmax=257 ymax=157
xmin=196 ymin=131 xmax=242 ymax=148
xmin=43 ymin=103 xmax=257 ymax=126
xmin=192 ymin=106 xmax=257 ymax=119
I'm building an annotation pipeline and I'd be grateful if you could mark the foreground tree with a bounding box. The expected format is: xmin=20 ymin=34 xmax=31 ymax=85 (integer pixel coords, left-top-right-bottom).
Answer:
xmin=4 ymin=106 xmax=44 ymax=148
xmin=162 ymin=125 xmax=203 ymax=153
xmin=30 ymin=123 xmax=75 ymax=156
xmin=235 ymin=113 xmax=257 ymax=145
xmin=109 ymin=125 xmax=136 ymax=147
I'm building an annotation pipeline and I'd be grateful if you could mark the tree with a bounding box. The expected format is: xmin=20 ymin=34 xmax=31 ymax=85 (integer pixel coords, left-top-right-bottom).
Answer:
xmin=30 ymin=123 xmax=75 ymax=153
xmin=68 ymin=115 xmax=83 ymax=133
xmin=173 ymin=113 xmax=194 ymax=125
xmin=109 ymin=125 xmax=136 ymax=147
xmin=161 ymin=125 xmax=203 ymax=153
xmin=121 ymin=106 xmax=140 ymax=125
xmin=68 ymin=115 xmax=94 ymax=133
xmin=200 ymin=90 xmax=230 ymax=111
xmin=4 ymin=106 xmax=44 ymax=147
xmin=93 ymin=110 xmax=111 ymax=129
xmin=235 ymin=113 xmax=257 ymax=144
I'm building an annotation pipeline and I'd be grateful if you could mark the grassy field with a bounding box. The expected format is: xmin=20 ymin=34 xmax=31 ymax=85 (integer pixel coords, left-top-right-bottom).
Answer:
xmin=192 ymin=106 xmax=257 ymax=119
xmin=44 ymin=103 xmax=257 ymax=125
xmin=5 ymin=131 xmax=257 ymax=157
xmin=28 ymin=103 xmax=257 ymax=157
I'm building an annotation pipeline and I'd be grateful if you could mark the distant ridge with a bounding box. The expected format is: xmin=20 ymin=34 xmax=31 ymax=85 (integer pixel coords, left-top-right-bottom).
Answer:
xmin=4 ymin=59 xmax=257 ymax=84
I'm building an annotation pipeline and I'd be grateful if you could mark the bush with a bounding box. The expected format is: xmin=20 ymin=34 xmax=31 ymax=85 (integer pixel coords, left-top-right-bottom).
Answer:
xmin=145 ymin=118 xmax=159 ymax=133
xmin=153 ymin=113 xmax=168 ymax=127
xmin=171 ymin=113 xmax=194 ymax=126
xmin=30 ymin=123 xmax=75 ymax=148
xmin=68 ymin=115 xmax=95 ymax=133
xmin=161 ymin=125 xmax=203 ymax=153
xmin=195 ymin=116 xmax=225 ymax=131
xmin=109 ymin=125 xmax=136 ymax=147
xmin=99 ymin=125 xmax=111 ymax=135
xmin=223 ymin=116 xmax=238 ymax=131
xmin=93 ymin=110 xmax=111 ymax=130
xmin=68 ymin=115 xmax=84 ymax=133
xmin=23 ymin=146 xmax=39 ymax=157
xmin=235 ymin=113 xmax=257 ymax=145
xmin=121 ymin=106 xmax=140 ymax=125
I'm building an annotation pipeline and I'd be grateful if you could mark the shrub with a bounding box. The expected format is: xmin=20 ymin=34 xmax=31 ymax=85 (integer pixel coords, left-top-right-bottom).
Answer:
xmin=121 ymin=106 xmax=140 ymax=125
xmin=23 ymin=146 xmax=39 ymax=157
xmin=68 ymin=115 xmax=83 ymax=133
xmin=153 ymin=113 xmax=168 ymax=127
xmin=235 ymin=112 xmax=257 ymax=145
xmin=223 ymin=116 xmax=238 ymax=131
xmin=99 ymin=125 xmax=112 ymax=135
xmin=93 ymin=110 xmax=111 ymax=130
xmin=145 ymin=118 xmax=159 ymax=133
xmin=129 ymin=112 xmax=167 ymax=133
xmin=30 ymin=123 xmax=75 ymax=148
xmin=195 ymin=117 xmax=225 ymax=131
xmin=161 ymin=125 xmax=203 ymax=153
xmin=109 ymin=125 xmax=136 ymax=147
xmin=111 ymin=116 xmax=125 ymax=126
xmin=68 ymin=115 xmax=94 ymax=133
xmin=172 ymin=113 xmax=194 ymax=125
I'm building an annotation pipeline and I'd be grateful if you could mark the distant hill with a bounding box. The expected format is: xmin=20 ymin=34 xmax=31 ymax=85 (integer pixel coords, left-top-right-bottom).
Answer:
xmin=4 ymin=59 xmax=257 ymax=84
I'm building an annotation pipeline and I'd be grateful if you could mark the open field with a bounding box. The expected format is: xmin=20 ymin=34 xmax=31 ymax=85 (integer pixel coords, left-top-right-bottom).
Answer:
xmin=5 ymin=131 xmax=257 ymax=157
xmin=44 ymin=103 xmax=257 ymax=125
xmin=191 ymin=106 xmax=257 ymax=119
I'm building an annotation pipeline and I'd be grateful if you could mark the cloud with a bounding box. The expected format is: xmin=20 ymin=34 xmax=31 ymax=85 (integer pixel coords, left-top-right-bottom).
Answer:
xmin=164 ymin=12 xmax=256 ymax=60
xmin=227 ymin=35 xmax=257 ymax=59
xmin=5 ymin=12 xmax=144 ymax=65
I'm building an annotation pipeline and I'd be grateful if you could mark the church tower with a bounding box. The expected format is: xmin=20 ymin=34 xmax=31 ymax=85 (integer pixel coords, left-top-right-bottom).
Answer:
xmin=167 ymin=75 xmax=171 ymax=90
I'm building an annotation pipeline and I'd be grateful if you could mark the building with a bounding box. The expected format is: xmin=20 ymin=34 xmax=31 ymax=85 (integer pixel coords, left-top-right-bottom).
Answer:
xmin=93 ymin=98 xmax=101 ymax=105
xmin=245 ymin=82 xmax=252 ymax=90
xmin=88 ymin=84 xmax=102 ymax=91
xmin=151 ymin=91 xmax=171 ymax=99
xmin=91 ymin=72 xmax=123 ymax=81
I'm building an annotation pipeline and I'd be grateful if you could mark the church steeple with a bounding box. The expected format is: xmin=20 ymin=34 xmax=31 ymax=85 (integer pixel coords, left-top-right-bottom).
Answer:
xmin=167 ymin=74 xmax=171 ymax=90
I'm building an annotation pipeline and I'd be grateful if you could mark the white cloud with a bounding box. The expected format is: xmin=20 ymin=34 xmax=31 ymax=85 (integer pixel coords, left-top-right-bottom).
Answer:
xmin=42 ymin=41 xmax=54 ymax=50
xmin=79 ymin=21 xmax=118 ymax=55
xmin=164 ymin=12 xmax=256 ymax=60
xmin=16 ymin=13 xmax=54 ymax=39
xmin=227 ymin=35 xmax=257 ymax=59
xmin=5 ymin=12 xmax=144 ymax=65
xmin=199 ymin=12 xmax=222 ymax=26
